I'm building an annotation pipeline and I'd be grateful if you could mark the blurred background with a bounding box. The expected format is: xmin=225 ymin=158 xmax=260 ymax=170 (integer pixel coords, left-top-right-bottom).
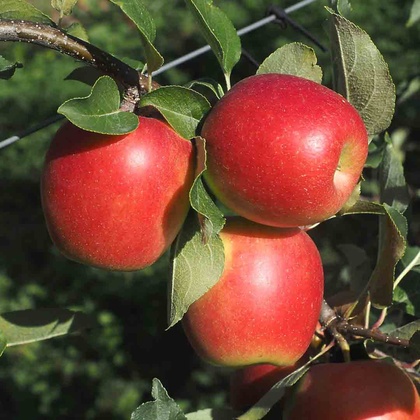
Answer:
xmin=0 ymin=0 xmax=419 ymax=418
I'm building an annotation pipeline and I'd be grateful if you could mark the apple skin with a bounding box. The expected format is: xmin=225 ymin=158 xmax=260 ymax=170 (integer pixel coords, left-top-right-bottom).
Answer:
xmin=201 ymin=74 xmax=369 ymax=228
xmin=284 ymin=360 xmax=420 ymax=419
xmin=41 ymin=116 xmax=194 ymax=271
xmin=229 ymin=361 xmax=306 ymax=411
xmin=182 ymin=217 xmax=324 ymax=367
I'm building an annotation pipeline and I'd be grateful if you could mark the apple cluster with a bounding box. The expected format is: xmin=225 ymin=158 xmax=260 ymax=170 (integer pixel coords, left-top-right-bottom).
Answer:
xmin=41 ymin=73 xmax=383 ymax=414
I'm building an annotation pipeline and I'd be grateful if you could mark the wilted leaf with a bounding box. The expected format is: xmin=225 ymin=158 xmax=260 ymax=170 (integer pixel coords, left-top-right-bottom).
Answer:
xmin=131 ymin=378 xmax=186 ymax=420
xmin=328 ymin=10 xmax=395 ymax=135
xmin=51 ymin=0 xmax=78 ymax=16
xmin=58 ymin=75 xmax=139 ymax=134
xmin=184 ymin=0 xmax=241 ymax=85
xmin=257 ymin=42 xmax=322 ymax=84
xmin=0 ymin=56 xmax=22 ymax=80
xmin=370 ymin=204 xmax=407 ymax=308
xmin=379 ymin=134 xmax=410 ymax=213
xmin=168 ymin=211 xmax=225 ymax=328
xmin=0 ymin=308 xmax=95 ymax=346
xmin=109 ymin=0 xmax=163 ymax=74
xmin=189 ymin=137 xmax=225 ymax=238
xmin=0 ymin=0 xmax=54 ymax=25
xmin=407 ymin=0 xmax=420 ymax=27
xmin=139 ymin=86 xmax=210 ymax=139
xmin=238 ymin=364 xmax=310 ymax=420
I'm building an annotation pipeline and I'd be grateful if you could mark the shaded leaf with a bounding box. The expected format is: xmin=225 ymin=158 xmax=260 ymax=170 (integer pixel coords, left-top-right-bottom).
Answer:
xmin=365 ymin=135 xmax=386 ymax=168
xmin=168 ymin=211 xmax=225 ymax=328
xmin=185 ymin=78 xmax=224 ymax=100
xmin=58 ymin=75 xmax=139 ymax=134
xmin=0 ymin=0 xmax=55 ymax=25
xmin=379 ymin=134 xmax=410 ymax=213
xmin=0 ymin=308 xmax=95 ymax=346
xmin=109 ymin=0 xmax=163 ymax=74
xmin=370 ymin=204 xmax=407 ymax=308
xmin=51 ymin=0 xmax=78 ymax=16
xmin=184 ymin=0 xmax=241 ymax=85
xmin=0 ymin=56 xmax=22 ymax=80
xmin=393 ymin=247 xmax=420 ymax=317
xmin=407 ymin=0 xmax=420 ymax=27
xmin=189 ymin=137 xmax=225 ymax=239
xmin=238 ymin=364 xmax=310 ymax=420
xmin=186 ymin=409 xmax=241 ymax=419
xmin=139 ymin=86 xmax=210 ymax=139
xmin=409 ymin=330 xmax=420 ymax=358
xmin=338 ymin=199 xmax=385 ymax=216
xmin=257 ymin=42 xmax=322 ymax=84
xmin=0 ymin=330 xmax=7 ymax=356
xmin=131 ymin=378 xmax=186 ymax=420
xmin=328 ymin=10 xmax=395 ymax=135
xmin=65 ymin=66 xmax=105 ymax=86
xmin=65 ymin=22 xmax=88 ymax=41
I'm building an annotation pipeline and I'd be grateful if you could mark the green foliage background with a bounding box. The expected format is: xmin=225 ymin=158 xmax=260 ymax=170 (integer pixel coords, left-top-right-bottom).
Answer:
xmin=0 ymin=0 xmax=419 ymax=418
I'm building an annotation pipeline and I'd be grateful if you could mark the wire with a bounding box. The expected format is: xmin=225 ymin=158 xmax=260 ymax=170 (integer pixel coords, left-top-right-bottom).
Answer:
xmin=0 ymin=0 xmax=318 ymax=150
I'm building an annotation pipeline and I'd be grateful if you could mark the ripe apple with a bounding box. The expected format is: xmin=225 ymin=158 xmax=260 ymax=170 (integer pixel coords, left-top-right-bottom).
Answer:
xmin=201 ymin=74 xmax=369 ymax=228
xmin=284 ymin=360 xmax=420 ymax=419
xmin=41 ymin=116 xmax=194 ymax=271
xmin=182 ymin=217 xmax=324 ymax=367
xmin=229 ymin=361 xmax=306 ymax=411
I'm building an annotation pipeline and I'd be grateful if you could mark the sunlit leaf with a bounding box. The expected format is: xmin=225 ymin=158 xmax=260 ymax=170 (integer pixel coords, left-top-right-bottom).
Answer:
xmin=186 ymin=408 xmax=240 ymax=419
xmin=0 ymin=308 xmax=95 ymax=346
xmin=139 ymin=86 xmax=210 ymax=139
xmin=328 ymin=9 xmax=395 ymax=135
xmin=168 ymin=211 xmax=225 ymax=328
xmin=109 ymin=0 xmax=163 ymax=74
xmin=0 ymin=0 xmax=54 ymax=25
xmin=184 ymin=0 xmax=241 ymax=86
xmin=131 ymin=378 xmax=186 ymax=420
xmin=257 ymin=42 xmax=322 ymax=84
xmin=51 ymin=0 xmax=78 ymax=16
xmin=189 ymin=137 xmax=225 ymax=239
xmin=58 ymin=75 xmax=139 ymax=134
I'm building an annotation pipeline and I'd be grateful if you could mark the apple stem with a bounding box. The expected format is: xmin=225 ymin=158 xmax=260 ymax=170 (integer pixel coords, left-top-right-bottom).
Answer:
xmin=319 ymin=299 xmax=410 ymax=349
xmin=0 ymin=20 xmax=158 ymax=97
xmin=224 ymin=72 xmax=232 ymax=91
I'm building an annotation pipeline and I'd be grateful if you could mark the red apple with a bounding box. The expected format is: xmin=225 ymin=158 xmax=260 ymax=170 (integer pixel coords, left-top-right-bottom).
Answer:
xmin=201 ymin=74 xmax=369 ymax=228
xmin=182 ymin=217 xmax=324 ymax=367
xmin=284 ymin=360 xmax=420 ymax=419
xmin=230 ymin=361 xmax=305 ymax=411
xmin=41 ymin=116 xmax=194 ymax=271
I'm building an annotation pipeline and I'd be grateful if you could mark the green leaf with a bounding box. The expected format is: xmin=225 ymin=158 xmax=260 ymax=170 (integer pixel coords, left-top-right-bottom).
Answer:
xmin=237 ymin=364 xmax=310 ymax=420
xmin=58 ymin=75 xmax=139 ymax=134
xmin=109 ymin=0 xmax=163 ymax=74
xmin=330 ymin=0 xmax=352 ymax=16
xmin=407 ymin=0 xmax=420 ymax=27
xmin=186 ymin=408 xmax=241 ymax=419
xmin=365 ymin=135 xmax=386 ymax=168
xmin=184 ymin=0 xmax=241 ymax=87
xmin=369 ymin=204 xmax=407 ymax=308
xmin=0 ymin=330 xmax=7 ymax=356
xmin=379 ymin=134 xmax=410 ymax=214
xmin=338 ymin=199 xmax=385 ymax=216
xmin=168 ymin=211 xmax=225 ymax=329
xmin=65 ymin=22 xmax=89 ymax=41
xmin=65 ymin=66 xmax=105 ymax=86
xmin=327 ymin=9 xmax=395 ymax=136
xmin=388 ymin=320 xmax=420 ymax=344
xmin=393 ymin=247 xmax=420 ymax=317
xmin=51 ymin=0 xmax=78 ymax=16
xmin=0 ymin=308 xmax=95 ymax=346
xmin=190 ymin=137 xmax=225 ymax=239
xmin=0 ymin=0 xmax=55 ymax=25
xmin=139 ymin=86 xmax=211 ymax=139
xmin=0 ymin=55 xmax=22 ymax=80
xmin=184 ymin=78 xmax=224 ymax=100
xmin=131 ymin=378 xmax=186 ymax=420
xmin=256 ymin=42 xmax=323 ymax=84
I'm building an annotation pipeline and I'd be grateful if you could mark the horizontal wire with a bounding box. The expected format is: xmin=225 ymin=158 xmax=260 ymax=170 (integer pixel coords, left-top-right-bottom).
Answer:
xmin=0 ymin=0 xmax=318 ymax=149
